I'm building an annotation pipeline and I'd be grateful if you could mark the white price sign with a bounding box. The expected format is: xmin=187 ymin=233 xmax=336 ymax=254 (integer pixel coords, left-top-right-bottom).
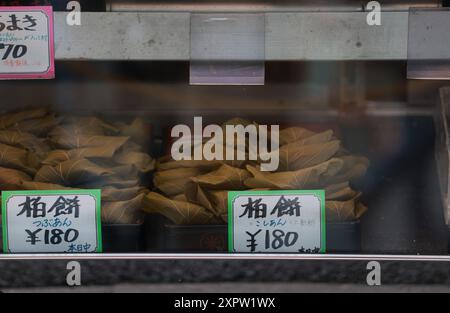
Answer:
xmin=2 ymin=190 xmax=102 ymax=254
xmin=0 ymin=6 xmax=54 ymax=79
xmin=228 ymin=190 xmax=326 ymax=253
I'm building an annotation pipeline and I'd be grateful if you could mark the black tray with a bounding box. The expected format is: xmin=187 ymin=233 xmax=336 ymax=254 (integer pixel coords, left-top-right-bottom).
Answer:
xmin=102 ymin=224 xmax=145 ymax=253
xmin=0 ymin=224 xmax=145 ymax=253
xmin=148 ymin=221 xmax=361 ymax=253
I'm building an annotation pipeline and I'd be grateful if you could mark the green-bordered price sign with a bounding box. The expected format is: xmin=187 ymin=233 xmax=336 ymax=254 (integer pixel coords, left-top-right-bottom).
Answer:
xmin=228 ymin=190 xmax=326 ymax=254
xmin=2 ymin=190 xmax=102 ymax=254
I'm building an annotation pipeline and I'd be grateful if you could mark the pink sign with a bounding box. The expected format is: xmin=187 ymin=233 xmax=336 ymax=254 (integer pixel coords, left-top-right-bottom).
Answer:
xmin=0 ymin=6 xmax=54 ymax=80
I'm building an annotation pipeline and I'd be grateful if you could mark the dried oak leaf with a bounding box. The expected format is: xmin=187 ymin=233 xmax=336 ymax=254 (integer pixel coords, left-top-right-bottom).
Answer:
xmin=325 ymin=182 xmax=359 ymax=201
xmin=291 ymin=130 xmax=334 ymax=146
xmin=143 ymin=192 xmax=216 ymax=225
xmin=21 ymin=181 xmax=74 ymax=190
xmin=102 ymin=186 xmax=148 ymax=202
xmin=156 ymin=158 xmax=222 ymax=171
xmin=114 ymin=150 xmax=155 ymax=173
xmin=102 ymin=193 xmax=145 ymax=224
xmin=326 ymin=193 xmax=368 ymax=222
xmin=35 ymin=158 xmax=113 ymax=186
xmin=0 ymin=142 xmax=37 ymax=175
xmin=172 ymin=194 xmax=188 ymax=202
xmin=245 ymin=158 xmax=344 ymax=190
xmin=61 ymin=116 xmax=120 ymax=135
xmin=13 ymin=114 xmax=61 ymax=136
xmin=50 ymin=123 xmax=129 ymax=150
xmin=0 ymin=167 xmax=31 ymax=190
xmin=205 ymin=190 xmax=229 ymax=216
xmin=191 ymin=164 xmax=251 ymax=190
xmin=117 ymin=118 xmax=150 ymax=147
xmin=77 ymin=176 xmax=140 ymax=189
xmin=184 ymin=182 xmax=217 ymax=214
xmin=259 ymin=130 xmax=334 ymax=171
xmin=42 ymin=145 xmax=122 ymax=166
xmin=321 ymin=155 xmax=370 ymax=186
xmin=109 ymin=164 xmax=138 ymax=178
xmin=276 ymin=140 xmax=341 ymax=171
xmin=279 ymin=127 xmax=316 ymax=146
xmin=0 ymin=130 xmax=50 ymax=159
xmin=0 ymin=108 xmax=48 ymax=129
xmin=184 ymin=183 xmax=230 ymax=217
xmin=154 ymin=167 xmax=207 ymax=196
xmin=53 ymin=134 xmax=129 ymax=151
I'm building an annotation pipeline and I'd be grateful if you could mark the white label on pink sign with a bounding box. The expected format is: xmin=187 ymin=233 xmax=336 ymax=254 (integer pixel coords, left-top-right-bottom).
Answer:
xmin=0 ymin=6 xmax=54 ymax=80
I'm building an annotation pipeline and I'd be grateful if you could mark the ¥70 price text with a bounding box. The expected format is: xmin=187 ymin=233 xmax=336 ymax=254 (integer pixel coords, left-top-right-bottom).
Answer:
xmin=0 ymin=43 xmax=27 ymax=60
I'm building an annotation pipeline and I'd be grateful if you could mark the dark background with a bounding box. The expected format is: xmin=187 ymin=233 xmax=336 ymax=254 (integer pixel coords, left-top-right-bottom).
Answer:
xmin=0 ymin=0 xmax=106 ymax=11
xmin=1 ymin=260 xmax=450 ymax=288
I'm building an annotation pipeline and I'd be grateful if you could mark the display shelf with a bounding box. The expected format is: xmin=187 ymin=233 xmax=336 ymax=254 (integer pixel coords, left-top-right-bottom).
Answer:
xmin=110 ymin=0 xmax=440 ymax=13
xmin=54 ymin=11 xmax=408 ymax=61
xmin=0 ymin=254 xmax=450 ymax=261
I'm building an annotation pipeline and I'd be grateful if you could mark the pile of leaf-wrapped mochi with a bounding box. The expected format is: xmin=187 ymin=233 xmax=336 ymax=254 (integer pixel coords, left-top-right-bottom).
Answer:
xmin=0 ymin=108 xmax=155 ymax=224
xmin=0 ymin=108 xmax=58 ymax=191
xmin=144 ymin=118 xmax=369 ymax=225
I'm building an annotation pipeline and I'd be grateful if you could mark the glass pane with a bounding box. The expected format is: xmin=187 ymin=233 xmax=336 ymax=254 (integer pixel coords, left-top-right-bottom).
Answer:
xmin=0 ymin=2 xmax=449 ymax=261
xmin=0 ymin=60 xmax=446 ymax=256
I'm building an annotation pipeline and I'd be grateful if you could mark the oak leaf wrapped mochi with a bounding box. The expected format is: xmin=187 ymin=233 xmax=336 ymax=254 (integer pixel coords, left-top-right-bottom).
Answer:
xmin=43 ymin=117 xmax=154 ymax=224
xmin=0 ymin=142 xmax=39 ymax=175
xmin=0 ymin=109 xmax=61 ymax=194
xmin=172 ymin=194 xmax=188 ymax=202
xmin=321 ymin=155 xmax=370 ymax=186
xmin=185 ymin=182 xmax=219 ymax=214
xmin=102 ymin=193 xmax=146 ymax=225
xmin=21 ymin=181 xmax=74 ymax=190
xmin=157 ymin=156 xmax=245 ymax=171
xmin=57 ymin=116 xmax=120 ymax=135
xmin=35 ymin=158 xmax=114 ymax=186
xmin=276 ymin=140 xmax=341 ymax=171
xmin=14 ymin=114 xmax=61 ymax=136
xmin=21 ymin=181 xmax=147 ymax=203
xmin=0 ymin=130 xmax=50 ymax=160
xmin=0 ymin=110 xmax=155 ymax=225
xmin=50 ymin=132 xmax=130 ymax=150
xmin=101 ymin=186 xmax=148 ymax=202
xmin=143 ymin=192 xmax=218 ymax=225
xmin=185 ymin=183 xmax=229 ymax=216
xmin=157 ymin=157 xmax=224 ymax=171
xmin=116 ymin=118 xmax=150 ymax=147
xmin=49 ymin=117 xmax=129 ymax=150
xmin=78 ymin=177 xmax=141 ymax=189
xmin=0 ymin=167 xmax=31 ymax=190
xmin=244 ymin=158 xmax=344 ymax=190
xmin=279 ymin=127 xmax=316 ymax=146
xmin=325 ymin=182 xmax=359 ymax=201
xmin=326 ymin=193 xmax=368 ymax=222
xmin=154 ymin=167 xmax=207 ymax=196
xmin=0 ymin=108 xmax=48 ymax=130
xmin=114 ymin=150 xmax=155 ymax=173
xmin=190 ymin=165 xmax=251 ymax=190
xmin=146 ymin=118 xmax=370 ymax=226
xmin=42 ymin=146 xmax=121 ymax=166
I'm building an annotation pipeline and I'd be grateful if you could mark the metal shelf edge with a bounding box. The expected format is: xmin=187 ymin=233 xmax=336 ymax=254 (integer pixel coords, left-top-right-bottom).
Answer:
xmin=54 ymin=11 xmax=408 ymax=61
xmin=0 ymin=254 xmax=449 ymax=261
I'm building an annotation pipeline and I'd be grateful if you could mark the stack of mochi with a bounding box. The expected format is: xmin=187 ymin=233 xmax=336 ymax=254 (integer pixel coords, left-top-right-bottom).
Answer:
xmin=144 ymin=118 xmax=369 ymax=225
xmin=0 ymin=108 xmax=155 ymax=224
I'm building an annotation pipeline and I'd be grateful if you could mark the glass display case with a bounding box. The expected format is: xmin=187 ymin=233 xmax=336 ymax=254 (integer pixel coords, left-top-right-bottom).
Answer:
xmin=1 ymin=0 xmax=450 ymax=262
